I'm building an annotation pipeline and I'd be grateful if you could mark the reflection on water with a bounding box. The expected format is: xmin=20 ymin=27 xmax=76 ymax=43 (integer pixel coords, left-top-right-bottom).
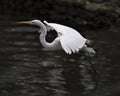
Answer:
xmin=0 ymin=16 xmax=120 ymax=96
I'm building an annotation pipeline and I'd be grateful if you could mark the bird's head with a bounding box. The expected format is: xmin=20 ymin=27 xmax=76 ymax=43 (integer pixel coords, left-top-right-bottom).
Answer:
xmin=18 ymin=19 xmax=47 ymax=33
xmin=18 ymin=19 xmax=42 ymax=26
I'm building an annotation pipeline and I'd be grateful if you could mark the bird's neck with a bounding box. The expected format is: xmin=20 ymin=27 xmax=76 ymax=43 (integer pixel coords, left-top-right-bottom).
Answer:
xmin=37 ymin=21 xmax=51 ymax=48
xmin=39 ymin=29 xmax=50 ymax=48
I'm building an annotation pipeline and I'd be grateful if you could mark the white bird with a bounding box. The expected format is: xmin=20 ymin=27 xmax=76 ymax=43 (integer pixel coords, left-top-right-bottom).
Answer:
xmin=18 ymin=20 xmax=95 ymax=54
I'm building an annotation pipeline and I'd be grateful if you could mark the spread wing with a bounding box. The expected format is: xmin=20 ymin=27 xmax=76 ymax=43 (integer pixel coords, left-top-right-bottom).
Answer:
xmin=44 ymin=20 xmax=86 ymax=54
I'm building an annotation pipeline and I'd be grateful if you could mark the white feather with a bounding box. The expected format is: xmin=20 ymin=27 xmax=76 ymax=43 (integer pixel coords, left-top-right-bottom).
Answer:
xmin=44 ymin=20 xmax=87 ymax=54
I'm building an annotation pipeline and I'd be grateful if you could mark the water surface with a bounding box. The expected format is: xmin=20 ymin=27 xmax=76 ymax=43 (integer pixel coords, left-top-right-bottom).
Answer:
xmin=0 ymin=15 xmax=120 ymax=96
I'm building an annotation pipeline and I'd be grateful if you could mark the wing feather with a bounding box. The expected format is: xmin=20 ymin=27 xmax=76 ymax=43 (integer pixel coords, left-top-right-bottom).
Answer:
xmin=44 ymin=20 xmax=87 ymax=54
xmin=61 ymin=39 xmax=72 ymax=54
xmin=63 ymin=35 xmax=78 ymax=53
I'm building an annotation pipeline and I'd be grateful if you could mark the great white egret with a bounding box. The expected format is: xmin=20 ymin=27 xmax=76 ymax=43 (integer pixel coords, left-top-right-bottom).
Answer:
xmin=18 ymin=20 xmax=95 ymax=54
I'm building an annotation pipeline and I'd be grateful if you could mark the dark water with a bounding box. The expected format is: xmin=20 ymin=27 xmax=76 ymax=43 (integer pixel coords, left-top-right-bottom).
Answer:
xmin=0 ymin=15 xmax=120 ymax=96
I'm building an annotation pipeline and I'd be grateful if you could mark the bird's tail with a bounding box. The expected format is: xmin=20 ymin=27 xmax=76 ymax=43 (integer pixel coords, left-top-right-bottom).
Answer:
xmin=86 ymin=39 xmax=93 ymax=45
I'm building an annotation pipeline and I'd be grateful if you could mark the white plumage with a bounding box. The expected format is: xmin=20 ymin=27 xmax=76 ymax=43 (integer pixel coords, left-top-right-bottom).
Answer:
xmin=18 ymin=20 xmax=95 ymax=54
xmin=44 ymin=21 xmax=86 ymax=54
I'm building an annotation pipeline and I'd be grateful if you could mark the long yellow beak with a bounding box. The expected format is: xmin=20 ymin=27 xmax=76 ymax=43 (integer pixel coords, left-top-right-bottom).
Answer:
xmin=17 ymin=21 xmax=32 ymax=24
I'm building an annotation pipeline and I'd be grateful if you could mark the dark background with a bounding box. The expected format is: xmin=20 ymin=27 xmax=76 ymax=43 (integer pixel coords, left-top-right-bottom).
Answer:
xmin=0 ymin=0 xmax=120 ymax=96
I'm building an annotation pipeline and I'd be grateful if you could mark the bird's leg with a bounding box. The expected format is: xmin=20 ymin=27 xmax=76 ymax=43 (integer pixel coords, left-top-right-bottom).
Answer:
xmin=81 ymin=45 xmax=96 ymax=54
